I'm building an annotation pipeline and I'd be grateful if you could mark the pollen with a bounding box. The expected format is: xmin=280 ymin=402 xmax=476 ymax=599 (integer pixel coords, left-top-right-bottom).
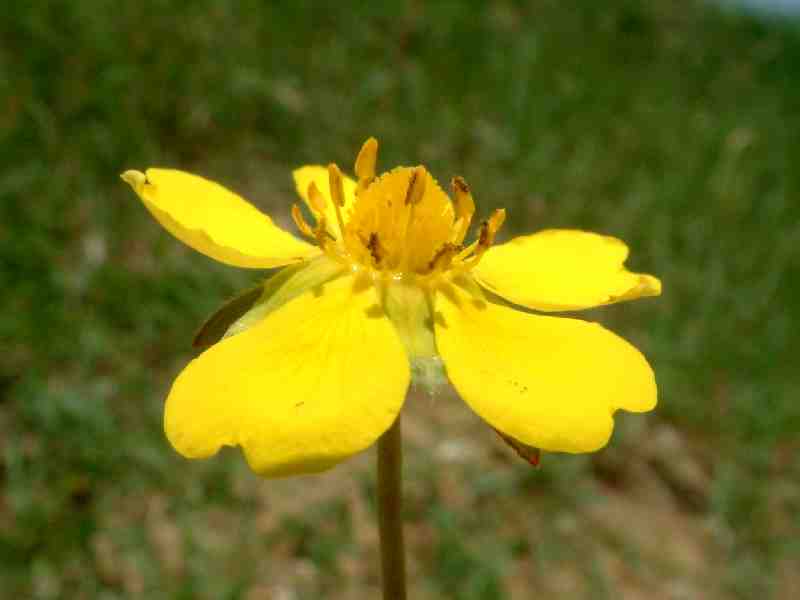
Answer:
xmin=292 ymin=138 xmax=505 ymax=279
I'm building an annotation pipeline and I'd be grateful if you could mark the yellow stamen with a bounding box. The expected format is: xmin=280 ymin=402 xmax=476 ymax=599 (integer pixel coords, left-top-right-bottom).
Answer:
xmin=327 ymin=164 xmax=345 ymax=208
xmin=300 ymin=184 xmax=343 ymax=259
xmin=487 ymin=208 xmax=506 ymax=237
xmin=355 ymin=137 xmax=378 ymax=183
xmin=404 ymin=166 xmax=427 ymax=207
xmin=291 ymin=204 xmax=315 ymax=239
xmin=460 ymin=208 xmax=506 ymax=269
xmin=327 ymin=163 xmax=348 ymax=235
xmin=313 ymin=216 xmax=341 ymax=258
xmin=451 ymin=176 xmax=475 ymax=244
xmin=401 ymin=166 xmax=427 ymax=270
xmin=120 ymin=169 xmax=148 ymax=191
xmin=427 ymin=242 xmax=460 ymax=273
xmin=291 ymin=139 xmax=506 ymax=277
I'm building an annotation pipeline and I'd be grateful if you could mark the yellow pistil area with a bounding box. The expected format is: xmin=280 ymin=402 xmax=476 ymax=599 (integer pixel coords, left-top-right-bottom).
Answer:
xmin=291 ymin=138 xmax=505 ymax=282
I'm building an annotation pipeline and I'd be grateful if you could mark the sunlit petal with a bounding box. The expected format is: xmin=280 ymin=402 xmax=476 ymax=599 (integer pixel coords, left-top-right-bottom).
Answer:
xmin=122 ymin=168 xmax=318 ymax=268
xmin=165 ymin=274 xmax=410 ymax=477
xmin=292 ymin=165 xmax=358 ymax=238
xmin=435 ymin=277 xmax=656 ymax=453
xmin=473 ymin=229 xmax=661 ymax=311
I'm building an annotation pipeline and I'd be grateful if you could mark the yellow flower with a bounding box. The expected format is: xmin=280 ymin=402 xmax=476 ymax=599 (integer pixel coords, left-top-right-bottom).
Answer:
xmin=122 ymin=138 xmax=661 ymax=478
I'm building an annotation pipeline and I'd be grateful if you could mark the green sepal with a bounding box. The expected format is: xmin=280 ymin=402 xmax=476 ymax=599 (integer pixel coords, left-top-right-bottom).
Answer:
xmin=193 ymin=256 xmax=347 ymax=349
xmin=193 ymin=285 xmax=267 ymax=349
xmin=381 ymin=279 xmax=438 ymax=360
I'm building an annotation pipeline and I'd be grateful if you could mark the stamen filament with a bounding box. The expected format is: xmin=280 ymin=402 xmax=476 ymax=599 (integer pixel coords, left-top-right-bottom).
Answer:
xmin=291 ymin=204 xmax=315 ymax=239
xmin=427 ymin=242 xmax=460 ymax=273
xmin=455 ymin=239 xmax=480 ymax=262
xmin=313 ymin=216 xmax=350 ymax=265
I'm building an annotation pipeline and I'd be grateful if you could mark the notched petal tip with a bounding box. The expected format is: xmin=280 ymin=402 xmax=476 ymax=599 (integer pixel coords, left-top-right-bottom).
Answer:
xmin=121 ymin=169 xmax=147 ymax=192
xmin=639 ymin=274 xmax=662 ymax=296
xmin=606 ymin=273 xmax=662 ymax=305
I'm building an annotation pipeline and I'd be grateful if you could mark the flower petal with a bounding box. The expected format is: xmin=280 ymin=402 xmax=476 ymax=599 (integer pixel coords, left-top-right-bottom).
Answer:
xmin=122 ymin=169 xmax=319 ymax=268
xmin=165 ymin=274 xmax=410 ymax=477
xmin=292 ymin=165 xmax=358 ymax=237
xmin=435 ymin=277 xmax=656 ymax=453
xmin=473 ymin=229 xmax=661 ymax=311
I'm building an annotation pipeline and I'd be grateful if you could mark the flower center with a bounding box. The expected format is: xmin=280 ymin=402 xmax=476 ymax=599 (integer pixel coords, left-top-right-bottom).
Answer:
xmin=291 ymin=138 xmax=505 ymax=279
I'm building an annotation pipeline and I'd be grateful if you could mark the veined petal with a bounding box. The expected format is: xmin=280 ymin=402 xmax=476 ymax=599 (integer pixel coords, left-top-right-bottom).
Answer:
xmin=122 ymin=169 xmax=319 ymax=268
xmin=435 ymin=277 xmax=656 ymax=453
xmin=473 ymin=229 xmax=661 ymax=311
xmin=292 ymin=165 xmax=358 ymax=238
xmin=165 ymin=274 xmax=410 ymax=477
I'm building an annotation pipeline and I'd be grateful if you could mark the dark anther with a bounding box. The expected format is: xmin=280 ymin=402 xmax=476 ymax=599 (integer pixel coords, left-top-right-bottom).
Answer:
xmin=428 ymin=242 xmax=457 ymax=270
xmin=478 ymin=221 xmax=490 ymax=246
xmin=404 ymin=171 xmax=419 ymax=205
xmin=452 ymin=176 xmax=470 ymax=194
xmin=367 ymin=232 xmax=383 ymax=264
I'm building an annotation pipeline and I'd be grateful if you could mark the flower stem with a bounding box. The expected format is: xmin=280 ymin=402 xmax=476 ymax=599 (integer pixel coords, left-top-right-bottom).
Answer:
xmin=377 ymin=415 xmax=407 ymax=600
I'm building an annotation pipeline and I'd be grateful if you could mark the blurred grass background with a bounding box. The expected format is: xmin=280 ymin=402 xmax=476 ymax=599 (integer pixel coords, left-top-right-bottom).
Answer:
xmin=2 ymin=0 xmax=799 ymax=598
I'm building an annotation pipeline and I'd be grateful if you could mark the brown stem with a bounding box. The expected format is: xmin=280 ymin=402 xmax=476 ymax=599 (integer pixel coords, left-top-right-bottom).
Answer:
xmin=377 ymin=415 xmax=407 ymax=599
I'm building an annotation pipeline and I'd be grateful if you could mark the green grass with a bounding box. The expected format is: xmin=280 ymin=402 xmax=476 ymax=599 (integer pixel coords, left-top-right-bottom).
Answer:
xmin=2 ymin=1 xmax=799 ymax=598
